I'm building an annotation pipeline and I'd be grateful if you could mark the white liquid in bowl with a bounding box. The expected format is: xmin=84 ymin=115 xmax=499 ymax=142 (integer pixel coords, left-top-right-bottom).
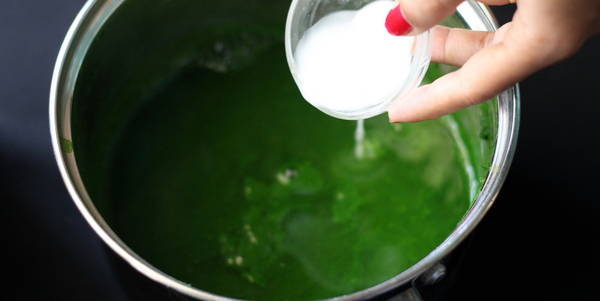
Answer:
xmin=294 ymin=0 xmax=415 ymax=115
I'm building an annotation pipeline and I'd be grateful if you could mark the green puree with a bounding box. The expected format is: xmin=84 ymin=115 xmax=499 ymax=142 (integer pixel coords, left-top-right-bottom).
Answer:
xmin=108 ymin=45 xmax=472 ymax=300
xmin=70 ymin=1 xmax=494 ymax=300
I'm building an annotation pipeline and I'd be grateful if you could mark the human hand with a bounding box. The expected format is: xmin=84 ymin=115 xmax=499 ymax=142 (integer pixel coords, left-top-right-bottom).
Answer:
xmin=387 ymin=0 xmax=600 ymax=122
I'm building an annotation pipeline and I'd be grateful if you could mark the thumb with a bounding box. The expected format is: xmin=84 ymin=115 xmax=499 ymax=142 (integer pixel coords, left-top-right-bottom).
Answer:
xmin=388 ymin=28 xmax=546 ymax=122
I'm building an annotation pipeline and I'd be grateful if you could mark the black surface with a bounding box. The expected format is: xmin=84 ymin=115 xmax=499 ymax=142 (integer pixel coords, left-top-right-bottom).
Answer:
xmin=3 ymin=1 xmax=126 ymax=300
xmin=3 ymin=1 xmax=599 ymax=300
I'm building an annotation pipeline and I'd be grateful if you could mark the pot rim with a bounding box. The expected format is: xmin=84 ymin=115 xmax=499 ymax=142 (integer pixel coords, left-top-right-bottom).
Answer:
xmin=49 ymin=1 xmax=519 ymax=300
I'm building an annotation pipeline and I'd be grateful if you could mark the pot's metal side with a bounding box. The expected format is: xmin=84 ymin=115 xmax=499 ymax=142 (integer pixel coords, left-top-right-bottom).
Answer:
xmin=50 ymin=1 xmax=519 ymax=300
xmin=50 ymin=1 xmax=241 ymax=301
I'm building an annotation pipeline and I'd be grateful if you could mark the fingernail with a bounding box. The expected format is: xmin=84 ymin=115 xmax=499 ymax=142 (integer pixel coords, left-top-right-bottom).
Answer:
xmin=385 ymin=5 xmax=412 ymax=36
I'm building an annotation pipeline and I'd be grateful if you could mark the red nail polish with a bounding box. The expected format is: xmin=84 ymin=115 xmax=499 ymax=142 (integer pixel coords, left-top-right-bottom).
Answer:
xmin=385 ymin=5 xmax=412 ymax=36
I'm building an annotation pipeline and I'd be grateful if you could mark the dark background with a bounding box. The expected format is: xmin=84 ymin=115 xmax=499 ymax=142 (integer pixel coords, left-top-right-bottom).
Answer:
xmin=3 ymin=1 xmax=599 ymax=300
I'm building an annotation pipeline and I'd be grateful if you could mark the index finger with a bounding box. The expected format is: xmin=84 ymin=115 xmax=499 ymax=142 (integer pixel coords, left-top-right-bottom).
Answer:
xmin=398 ymin=0 xmax=513 ymax=35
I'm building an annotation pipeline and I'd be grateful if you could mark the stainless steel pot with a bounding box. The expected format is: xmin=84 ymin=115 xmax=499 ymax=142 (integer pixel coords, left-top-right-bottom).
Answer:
xmin=50 ymin=1 xmax=519 ymax=300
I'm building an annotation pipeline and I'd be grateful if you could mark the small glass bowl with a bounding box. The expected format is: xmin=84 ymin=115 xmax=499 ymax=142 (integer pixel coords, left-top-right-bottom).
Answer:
xmin=285 ymin=0 xmax=432 ymax=120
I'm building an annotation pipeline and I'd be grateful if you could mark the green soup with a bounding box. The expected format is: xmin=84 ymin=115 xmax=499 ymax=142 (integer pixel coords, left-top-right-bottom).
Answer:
xmin=71 ymin=0 xmax=497 ymax=300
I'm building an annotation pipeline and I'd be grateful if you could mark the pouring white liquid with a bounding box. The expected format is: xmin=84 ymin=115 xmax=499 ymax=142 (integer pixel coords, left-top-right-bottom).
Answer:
xmin=294 ymin=0 xmax=415 ymax=116
xmin=355 ymin=119 xmax=365 ymax=159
